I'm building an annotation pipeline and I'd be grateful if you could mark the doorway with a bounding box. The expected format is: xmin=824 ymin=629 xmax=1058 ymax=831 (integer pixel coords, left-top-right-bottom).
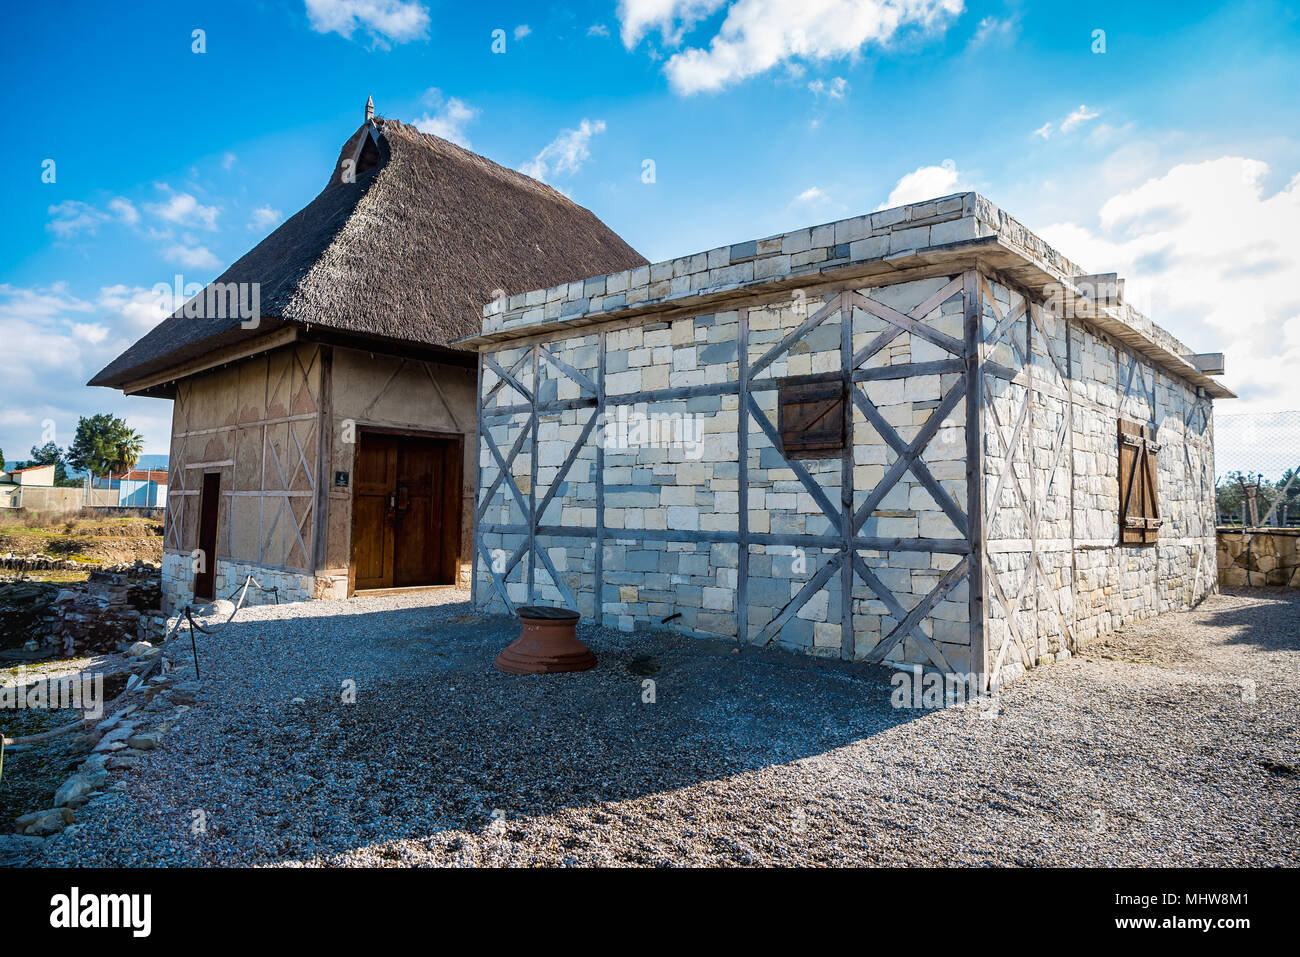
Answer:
xmin=194 ymin=471 xmax=221 ymax=601
xmin=351 ymin=431 xmax=462 ymax=591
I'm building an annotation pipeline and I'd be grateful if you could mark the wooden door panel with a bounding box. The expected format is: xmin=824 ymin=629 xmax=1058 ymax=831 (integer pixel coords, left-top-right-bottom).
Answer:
xmin=352 ymin=436 xmax=396 ymax=589
xmin=439 ymin=440 xmax=462 ymax=585
xmin=394 ymin=440 xmax=437 ymax=587
xmin=353 ymin=433 xmax=462 ymax=591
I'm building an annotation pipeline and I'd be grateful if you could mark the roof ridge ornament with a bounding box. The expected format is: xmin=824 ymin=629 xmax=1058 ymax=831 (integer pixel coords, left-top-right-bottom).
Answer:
xmin=365 ymin=95 xmax=374 ymax=123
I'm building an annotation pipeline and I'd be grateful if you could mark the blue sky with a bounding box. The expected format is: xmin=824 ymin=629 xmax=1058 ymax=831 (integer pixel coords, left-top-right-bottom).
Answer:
xmin=2 ymin=0 xmax=1298 ymax=464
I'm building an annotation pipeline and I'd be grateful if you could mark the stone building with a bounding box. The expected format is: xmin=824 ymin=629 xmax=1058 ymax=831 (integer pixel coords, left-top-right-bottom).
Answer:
xmin=91 ymin=111 xmax=645 ymax=613
xmin=463 ymin=193 xmax=1233 ymax=688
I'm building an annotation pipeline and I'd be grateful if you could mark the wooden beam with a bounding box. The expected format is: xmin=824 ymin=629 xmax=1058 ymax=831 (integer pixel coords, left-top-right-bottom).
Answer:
xmin=737 ymin=308 xmax=750 ymax=646
xmin=840 ymin=296 xmax=855 ymax=659
xmin=964 ymin=269 xmax=987 ymax=690
xmin=748 ymin=293 xmax=844 ymax=381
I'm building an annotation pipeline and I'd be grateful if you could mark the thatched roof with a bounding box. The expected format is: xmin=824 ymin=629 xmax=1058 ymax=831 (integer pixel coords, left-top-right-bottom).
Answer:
xmin=90 ymin=117 xmax=647 ymax=391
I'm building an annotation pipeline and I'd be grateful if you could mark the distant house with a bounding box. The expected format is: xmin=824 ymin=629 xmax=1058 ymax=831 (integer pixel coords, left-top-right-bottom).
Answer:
xmin=4 ymin=464 xmax=56 ymax=487
xmin=0 ymin=464 xmax=58 ymax=509
xmin=96 ymin=469 xmax=169 ymax=507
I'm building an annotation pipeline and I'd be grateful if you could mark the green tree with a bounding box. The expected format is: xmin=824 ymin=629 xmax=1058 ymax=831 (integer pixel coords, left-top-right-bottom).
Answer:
xmin=28 ymin=441 xmax=70 ymax=485
xmin=66 ymin=414 xmax=145 ymax=481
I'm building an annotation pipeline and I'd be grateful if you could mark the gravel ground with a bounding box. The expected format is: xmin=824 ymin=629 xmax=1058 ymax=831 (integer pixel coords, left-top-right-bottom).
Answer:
xmin=35 ymin=587 xmax=1300 ymax=867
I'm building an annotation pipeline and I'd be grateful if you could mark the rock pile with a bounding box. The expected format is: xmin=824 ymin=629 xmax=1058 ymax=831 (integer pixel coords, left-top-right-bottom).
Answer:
xmin=5 ymin=670 xmax=203 ymax=858
xmin=0 ymin=554 xmax=86 ymax=571
xmin=0 ymin=581 xmax=61 ymax=651
xmin=0 ymin=560 xmax=163 ymax=656
xmin=55 ymin=563 xmax=165 ymax=657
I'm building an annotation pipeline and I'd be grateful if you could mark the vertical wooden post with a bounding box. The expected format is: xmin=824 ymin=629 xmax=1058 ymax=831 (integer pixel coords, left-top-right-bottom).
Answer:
xmin=737 ymin=309 xmax=750 ymax=645
xmin=528 ymin=344 xmax=539 ymax=603
xmin=312 ymin=344 xmax=333 ymax=576
xmin=594 ymin=330 xmax=606 ymax=627
xmin=1026 ymin=300 xmax=1038 ymax=663
xmin=1065 ymin=317 xmax=1078 ymax=648
xmin=963 ymin=269 xmax=987 ymax=690
xmin=471 ymin=350 xmax=483 ymax=608
xmin=840 ymin=296 xmax=855 ymax=659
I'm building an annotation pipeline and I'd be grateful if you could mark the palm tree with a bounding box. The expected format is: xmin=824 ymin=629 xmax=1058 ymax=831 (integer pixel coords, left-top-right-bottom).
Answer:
xmin=106 ymin=428 xmax=145 ymax=478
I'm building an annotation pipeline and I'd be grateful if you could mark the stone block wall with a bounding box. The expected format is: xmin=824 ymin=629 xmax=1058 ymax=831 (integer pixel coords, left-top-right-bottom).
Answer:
xmin=477 ymin=272 xmax=976 ymax=673
xmin=473 ymin=196 xmax=1226 ymax=687
xmin=1218 ymin=529 xmax=1300 ymax=586
xmin=980 ymin=274 xmax=1217 ymax=686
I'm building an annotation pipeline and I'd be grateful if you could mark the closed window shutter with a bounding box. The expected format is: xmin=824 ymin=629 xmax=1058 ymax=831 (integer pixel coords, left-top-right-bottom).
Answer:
xmin=779 ymin=379 xmax=846 ymax=459
xmin=1118 ymin=420 xmax=1161 ymax=544
xmin=1141 ymin=426 xmax=1162 ymax=543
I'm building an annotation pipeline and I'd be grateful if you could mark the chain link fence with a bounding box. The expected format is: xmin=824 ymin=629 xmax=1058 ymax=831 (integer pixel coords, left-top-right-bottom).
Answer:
xmin=1214 ymin=410 xmax=1300 ymax=527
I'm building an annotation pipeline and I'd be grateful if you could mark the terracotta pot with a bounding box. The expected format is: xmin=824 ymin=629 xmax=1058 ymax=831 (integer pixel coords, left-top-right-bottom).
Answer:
xmin=493 ymin=605 xmax=595 ymax=675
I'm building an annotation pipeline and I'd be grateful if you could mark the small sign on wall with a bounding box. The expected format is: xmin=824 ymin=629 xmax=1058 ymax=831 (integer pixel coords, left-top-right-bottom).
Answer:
xmin=334 ymin=471 xmax=350 ymax=488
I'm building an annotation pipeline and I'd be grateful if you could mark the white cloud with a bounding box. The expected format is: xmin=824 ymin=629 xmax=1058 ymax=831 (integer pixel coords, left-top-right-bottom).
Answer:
xmin=968 ymin=14 xmax=1017 ymax=48
xmin=413 ymin=89 xmax=481 ymax=148
xmin=520 ymin=119 xmax=607 ymax=183
xmin=514 ymin=24 xmax=531 ymax=40
xmin=145 ymin=187 xmax=220 ymax=230
xmin=619 ymin=0 xmax=728 ymax=47
xmin=588 ymin=23 xmax=611 ymax=37
xmin=620 ymin=0 xmax=964 ymax=95
xmin=164 ymin=244 xmax=221 ymax=270
xmin=96 ymin=284 xmax=171 ymax=333
xmin=304 ymin=0 xmax=430 ymax=46
xmin=0 ymin=283 xmax=174 ymax=455
xmin=1060 ymin=104 xmax=1100 ymax=134
xmin=248 ymin=205 xmax=284 ymax=231
xmin=878 ymin=161 xmax=966 ymax=208
xmin=1033 ymin=105 xmax=1101 ymax=140
xmin=46 ymin=201 xmax=109 ymax=239
xmin=108 ymin=197 xmax=140 ymax=225
xmin=1038 ymin=157 xmax=1300 ymax=412
xmin=794 ymin=186 xmax=828 ymax=203
xmin=808 ymin=76 xmax=849 ymax=99
xmin=221 ymin=152 xmax=238 ymax=170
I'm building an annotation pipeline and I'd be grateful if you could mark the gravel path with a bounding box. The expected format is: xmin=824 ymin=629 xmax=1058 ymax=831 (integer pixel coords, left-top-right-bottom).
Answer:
xmin=36 ymin=587 xmax=1300 ymax=866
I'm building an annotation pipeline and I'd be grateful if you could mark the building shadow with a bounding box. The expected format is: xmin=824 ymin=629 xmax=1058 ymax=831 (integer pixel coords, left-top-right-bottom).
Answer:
xmin=1201 ymin=586 xmax=1300 ymax=653
xmin=178 ymin=600 xmax=944 ymax=864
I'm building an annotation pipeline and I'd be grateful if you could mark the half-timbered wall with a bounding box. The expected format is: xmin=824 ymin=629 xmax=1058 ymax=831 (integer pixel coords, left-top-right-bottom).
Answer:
xmin=977 ymin=274 xmax=1215 ymax=686
xmin=475 ymin=264 xmax=1218 ymax=687
xmin=160 ymin=341 xmax=478 ymax=613
xmin=161 ymin=342 xmax=324 ymax=611
xmin=322 ymin=346 xmax=477 ymax=594
xmin=476 ymin=271 xmax=978 ymax=673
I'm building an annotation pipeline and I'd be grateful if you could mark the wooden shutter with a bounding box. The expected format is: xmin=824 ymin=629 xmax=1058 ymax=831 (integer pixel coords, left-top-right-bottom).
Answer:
xmin=1118 ymin=420 xmax=1161 ymax=545
xmin=779 ymin=379 xmax=846 ymax=459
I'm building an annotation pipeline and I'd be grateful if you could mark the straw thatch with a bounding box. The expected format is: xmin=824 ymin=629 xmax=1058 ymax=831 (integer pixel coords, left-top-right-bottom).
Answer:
xmin=90 ymin=117 xmax=647 ymax=390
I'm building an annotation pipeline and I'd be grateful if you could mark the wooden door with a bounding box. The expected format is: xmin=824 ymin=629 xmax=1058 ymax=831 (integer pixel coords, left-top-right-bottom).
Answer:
xmin=353 ymin=434 xmax=397 ymax=589
xmin=394 ymin=440 xmax=437 ymax=586
xmin=351 ymin=433 xmax=462 ymax=590
xmin=194 ymin=471 xmax=220 ymax=601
